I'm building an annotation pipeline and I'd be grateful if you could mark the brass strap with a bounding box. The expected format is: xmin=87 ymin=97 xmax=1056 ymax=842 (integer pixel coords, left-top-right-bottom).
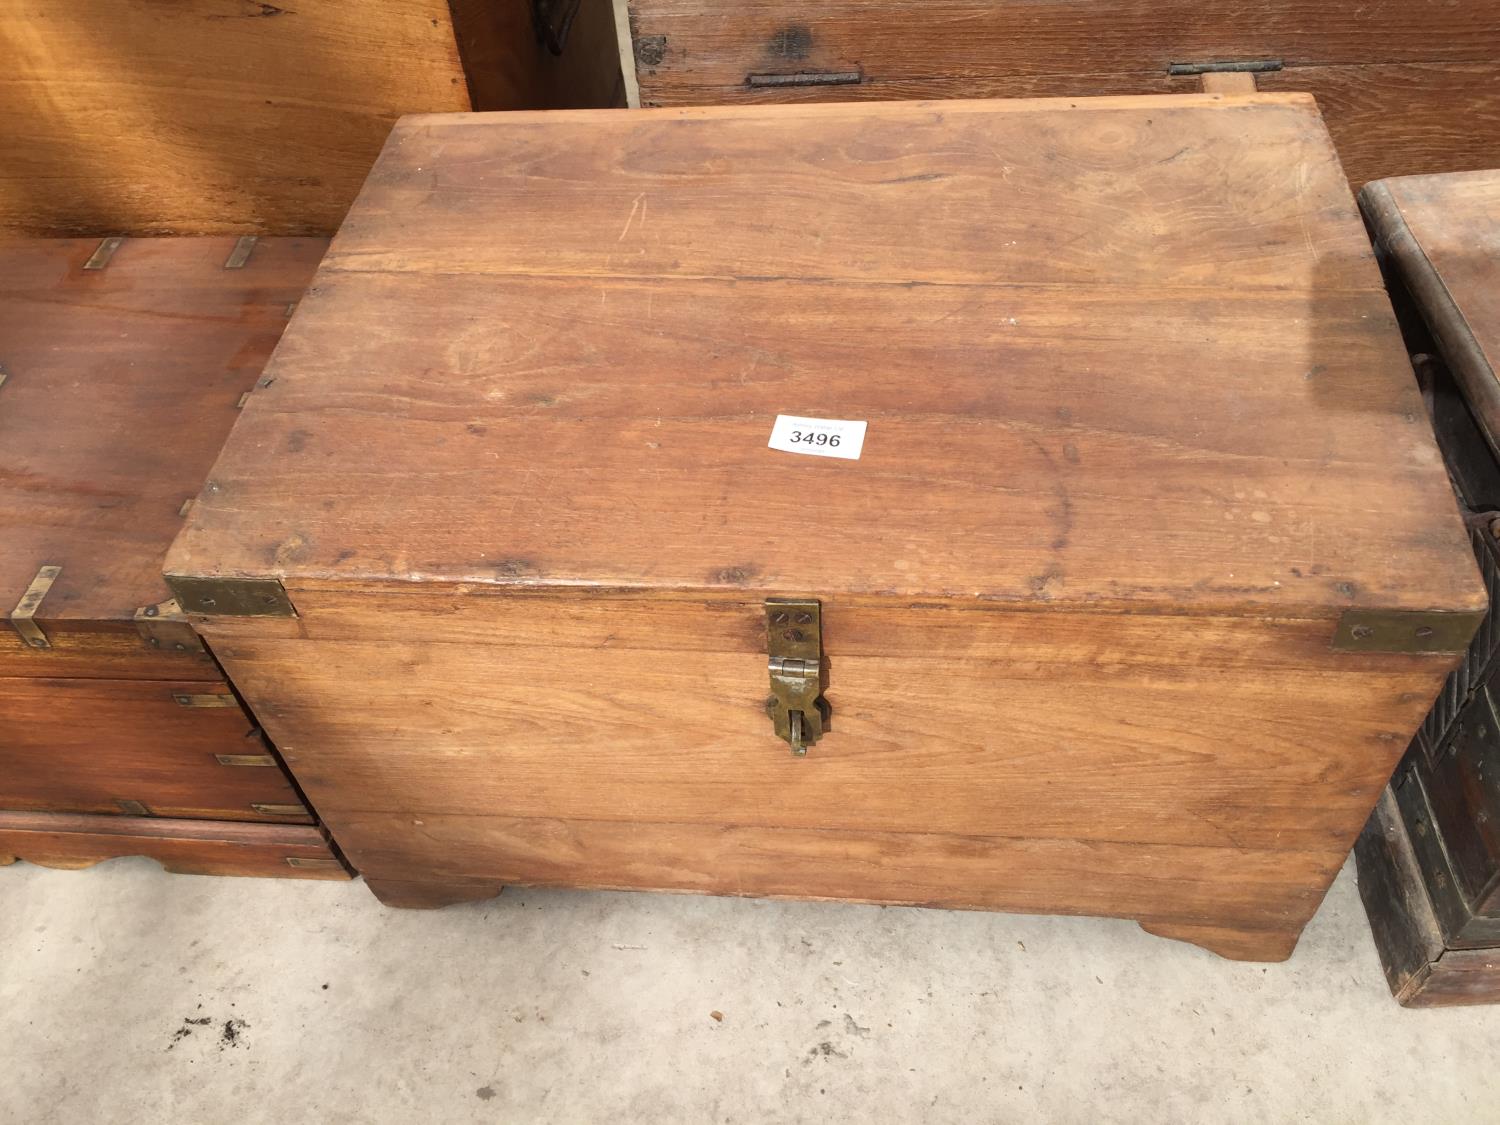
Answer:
xmin=83 ymin=236 xmax=125 ymax=270
xmin=10 ymin=565 xmax=61 ymax=650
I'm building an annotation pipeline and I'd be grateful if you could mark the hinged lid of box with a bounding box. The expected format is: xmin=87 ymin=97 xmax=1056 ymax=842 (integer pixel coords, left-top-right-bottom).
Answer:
xmin=164 ymin=96 xmax=1483 ymax=638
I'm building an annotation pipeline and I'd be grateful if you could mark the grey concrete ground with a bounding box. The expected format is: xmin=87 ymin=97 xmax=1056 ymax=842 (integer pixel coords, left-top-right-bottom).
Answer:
xmin=1 ymin=856 xmax=1497 ymax=1124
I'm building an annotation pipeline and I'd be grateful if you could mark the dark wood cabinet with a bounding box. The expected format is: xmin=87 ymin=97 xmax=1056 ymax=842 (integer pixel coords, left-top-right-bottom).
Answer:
xmin=620 ymin=0 xmax=1500 ymax=189
xmin=1356 ymin=170 xmax=1500 ymax=1004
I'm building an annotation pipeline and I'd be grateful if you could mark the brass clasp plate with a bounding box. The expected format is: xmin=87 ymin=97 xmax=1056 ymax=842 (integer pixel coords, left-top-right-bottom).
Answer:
xmin=765 ymin=597 xmax=829 ymax=756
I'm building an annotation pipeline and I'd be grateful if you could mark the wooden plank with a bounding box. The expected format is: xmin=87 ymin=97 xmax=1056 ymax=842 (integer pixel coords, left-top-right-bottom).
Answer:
xmin=0 ymin=678 xmax=312 ymax=823
xmin=0 ymin=811 xmax=349 ymax=879
xmin=1200 ymin=72 xmax=1258 ymax=94
xmin=167 ymin=94 xmax=1480 ymax=958
xmin=1355 ymin=788 xmax=1449 ymax=1003
xmin=624 ymin=0 xmax=1500 ymax=97
xmin=164 ymin=97 xmax=1480 ymax=621
xmin=1 ymin=0 xmax=471 ymax=236
xmin=343 ymin=810 xmax=1335 ymax=961
xmin=195 ymin=595 xmax=1448 ymax=853
xmin=627 ymin=9 xmax=1500 ymax=192
xmin=1257 ymin=63 xmax=1500 ymax=187
xmin=0 ymin=236 xmax=324 ymax=670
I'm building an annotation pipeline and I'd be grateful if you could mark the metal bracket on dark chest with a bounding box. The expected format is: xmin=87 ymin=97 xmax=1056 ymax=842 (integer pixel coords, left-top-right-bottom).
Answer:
xmin=765 ymin=598 xmax=829 ymax=757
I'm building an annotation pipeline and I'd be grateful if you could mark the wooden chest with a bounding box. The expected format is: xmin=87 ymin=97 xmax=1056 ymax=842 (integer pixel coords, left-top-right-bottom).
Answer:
xmin=620 ymin=0 xmax=1500 ymax=189
xmin=1355 ymin=170 xmax=1500 ymax=1004
xmin=165 ymin=95 xmax=1482 ymax=959
xmin=2 ymin=0 xmax=622 ymax=238
xmin=0 ymin=236 xmax=348 ymax=881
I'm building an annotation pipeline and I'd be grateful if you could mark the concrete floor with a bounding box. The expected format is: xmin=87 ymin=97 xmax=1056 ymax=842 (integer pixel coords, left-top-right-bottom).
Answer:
xmin=2 ymin=858 xmax=1497 ymax=1123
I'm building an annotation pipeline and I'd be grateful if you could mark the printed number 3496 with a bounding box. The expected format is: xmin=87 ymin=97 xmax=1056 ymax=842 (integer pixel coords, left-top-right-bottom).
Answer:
xmin=790 ymin=430 xmax=840 ymax=447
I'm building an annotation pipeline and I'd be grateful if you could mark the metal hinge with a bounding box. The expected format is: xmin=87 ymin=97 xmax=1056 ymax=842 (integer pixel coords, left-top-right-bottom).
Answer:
xmin=223 ymin=236 xmax=257 ymax=269
xmin=765 ymin=598 xmax=829 ymax=756
xmin=134 ymin=597 xmax=206 ymax=654
xmin=10 ymin=565 xmax=61 ymax=650
xmin=83 ymin=236 xmax=125 ymax=271
xmin=164 ymin=575 xmax=296 ymax=617
xmin=1332 ymin=608 xmax=1484 ymax=654
xmin=1168 ymin=59 xmax=1282 ymax=76
xmin=747 ymin=71 xmax=862 ymax=89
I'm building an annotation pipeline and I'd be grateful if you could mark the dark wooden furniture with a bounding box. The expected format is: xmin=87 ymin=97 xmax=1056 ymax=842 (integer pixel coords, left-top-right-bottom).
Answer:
xmin=1 ymin=0 xmax=622 ymax=237
xmin=620 ymin=0 xmax=1500 ymax=189
xmin=166 ymin=96 xmax=1480 ymax=958
xmin=1356 ymin=170 xmax=1500 ymax=1005
xmin=0 ymin=236 xmax=348 ymax=881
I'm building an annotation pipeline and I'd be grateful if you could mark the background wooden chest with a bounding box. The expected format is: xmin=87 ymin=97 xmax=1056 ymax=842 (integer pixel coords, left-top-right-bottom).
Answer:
xmin=0 ymin=236 xmax=347 ymax=881
xmin=1355 ymin=170 xmax=1500 ymax=1005
xmin=1 ymin=0 xmax=623 ymax=238
xmin=166 ymin=95 xmax=1482 ymax=959
xmin=619 ymin=0 xmax=1500 ymax=189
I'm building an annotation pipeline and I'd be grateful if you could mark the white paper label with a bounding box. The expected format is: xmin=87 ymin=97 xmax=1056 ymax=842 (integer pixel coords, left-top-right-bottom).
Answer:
xmin=767 ymin=415 xmax=867 ymax=461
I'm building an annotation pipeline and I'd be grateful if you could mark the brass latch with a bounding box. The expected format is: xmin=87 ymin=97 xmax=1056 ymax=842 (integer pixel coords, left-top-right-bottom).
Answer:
xmin=765 ymin=598 xmax=829 ymax=756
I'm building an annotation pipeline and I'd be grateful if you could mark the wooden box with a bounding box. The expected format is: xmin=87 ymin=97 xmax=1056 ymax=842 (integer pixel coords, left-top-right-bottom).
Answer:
xmin=1355 ymin=170 xmax=1500 ymax=1004
xmin=165 ymin=95 xmax=1482 ymax=959
xmin=620 ymin=0 xmax=1500 ymax=189
xmin=0 ymin=236 xmax=348 ymax=881
xmin=2 ymin=0 xmax=623 ymax=238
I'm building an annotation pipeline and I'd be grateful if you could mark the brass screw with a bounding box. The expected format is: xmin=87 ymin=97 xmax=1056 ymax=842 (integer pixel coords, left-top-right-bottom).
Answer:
xmin=784 ymin=629 xmax=803 ymax=642
xmin=795 ymin=612 xmax=813 ymax=625
xmin=771 ymin=612 xmax=789 ymax=626
xmin=1350 ymin=625 xmax=1374 ymax=640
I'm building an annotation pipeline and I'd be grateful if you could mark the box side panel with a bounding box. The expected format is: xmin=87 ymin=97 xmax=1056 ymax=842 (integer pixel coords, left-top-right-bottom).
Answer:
xmin=624 ymin=0 xmax=1500 ymax=99
xmin=197 ymin=589 xmax=1455 ymax=940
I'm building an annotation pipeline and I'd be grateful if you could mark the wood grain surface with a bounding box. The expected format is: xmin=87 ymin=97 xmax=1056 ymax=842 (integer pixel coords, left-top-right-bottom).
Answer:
xmin=622 ymin=0 xmax=1500 ymax=187
xmin=1363 ymin=170 xmax=1500 ymax=452
xmin=1 ymin=0 xmax=473 ymax=235
xmin=626 ymin=0 xmax=1500 ymax=84
xmin=0 ymin=811 xmax=349 ymax=879
xmin=0 ymin=236 xmax=325 ymax=664
xmin=166 ymin=97 xmax=1479 ymax=619
xmin=205 ymin=597 xmax=1447 ymax=853
xmin=171 ymin=97 xmax=1481 ymax=956
xmin=0 ymin=678 xmax=310 ymax=823
xmin=342 ymin=811 xmax=1338 ymax=946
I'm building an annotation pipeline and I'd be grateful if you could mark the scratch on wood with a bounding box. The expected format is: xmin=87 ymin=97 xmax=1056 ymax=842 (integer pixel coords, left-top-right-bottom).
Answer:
xmin=618 ymin=193 xmax=646 ymax=241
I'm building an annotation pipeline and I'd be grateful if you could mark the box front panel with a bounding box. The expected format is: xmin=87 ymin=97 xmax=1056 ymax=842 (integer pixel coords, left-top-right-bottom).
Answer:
xmin=198 ymin=588 xmax=1454 ymax=936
